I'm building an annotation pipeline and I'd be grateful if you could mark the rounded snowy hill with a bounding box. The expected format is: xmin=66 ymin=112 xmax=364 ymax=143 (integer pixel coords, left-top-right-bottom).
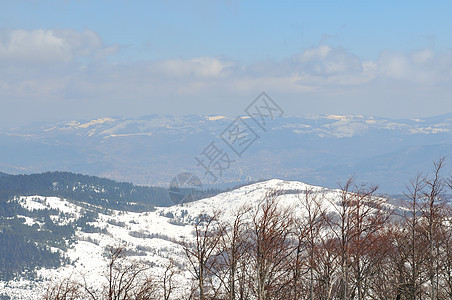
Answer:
xmin=159 ymin=179 xmax=347 ymax=222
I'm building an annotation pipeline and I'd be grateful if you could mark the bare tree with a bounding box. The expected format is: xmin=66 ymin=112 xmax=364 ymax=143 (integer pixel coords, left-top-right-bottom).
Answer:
xmin=44 ymin=246 xmax=157 ymax=300
xmin=249 ymin=190 xmax=295 ymax=300
xmin=420 ymin=158 xmax=448 ymax=300
xmin=43 ymin=276 xmax=83 ymax=300
xmin=289 ymin=187 xmax=326 ymax=300
xmin=313 ymin=231 xmax=340 ymax=300
xmin=99 ymin=246 xmax=157 ymax=300
xmin=182 ymin=212 xmax=222 ymax=300
xmin=366 ymin=224 xmax=404 ymax=300
xmin=211 ymin=205 xmax=251 ymax=300
xmin=326 ymin=178 xmax=390 ymax=300
xmin=160 ymin=259 xmax=179 ymax=300
xmin=441 ymin=212 xmax=452 ymax=299
xmin=133 ymin=275 xmax=158 ymax=300
xmin=348 ymin=183 xmax=390 ymax=300
xmin=325 ymin=178 xmax=354 ymax=300
xmin=399 ymin=172 xmax=429 ymax=300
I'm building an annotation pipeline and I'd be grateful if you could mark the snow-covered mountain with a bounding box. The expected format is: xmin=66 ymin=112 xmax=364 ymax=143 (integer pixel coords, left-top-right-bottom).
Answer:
xmin=1 ymin=179 xmax=385 ymax=299
xmin=2 ymin=113 xmax=452 ymax=193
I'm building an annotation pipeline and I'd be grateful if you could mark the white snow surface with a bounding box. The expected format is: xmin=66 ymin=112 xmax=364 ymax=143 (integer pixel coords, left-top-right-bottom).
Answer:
xmin=1 ymin=179 xmax=386 ymax=299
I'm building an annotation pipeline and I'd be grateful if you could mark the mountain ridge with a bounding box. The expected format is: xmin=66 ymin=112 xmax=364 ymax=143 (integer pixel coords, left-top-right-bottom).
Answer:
xmin=2 ymin=113 xmax=452 ymax=193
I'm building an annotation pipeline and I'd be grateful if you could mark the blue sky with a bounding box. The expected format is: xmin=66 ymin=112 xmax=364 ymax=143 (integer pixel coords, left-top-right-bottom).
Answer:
xmin=1 ymin=0 xmax=452 ymax=125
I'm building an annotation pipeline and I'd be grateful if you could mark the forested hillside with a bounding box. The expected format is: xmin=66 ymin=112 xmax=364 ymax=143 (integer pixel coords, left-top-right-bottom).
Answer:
xmin=0 ymin=171 xmax=169 ymax=211
xmin=0 ymin=171 xmax=220 ymax=282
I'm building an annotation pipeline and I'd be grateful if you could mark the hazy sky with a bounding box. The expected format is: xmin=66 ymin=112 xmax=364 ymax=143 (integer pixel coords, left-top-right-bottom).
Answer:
xmin=1 ymin=0 xmax=452 ymax=125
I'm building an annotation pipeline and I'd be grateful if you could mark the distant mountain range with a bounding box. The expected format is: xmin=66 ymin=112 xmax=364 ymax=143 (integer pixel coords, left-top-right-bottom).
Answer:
xmin=2 ymin=113 xmax=452 ymax=193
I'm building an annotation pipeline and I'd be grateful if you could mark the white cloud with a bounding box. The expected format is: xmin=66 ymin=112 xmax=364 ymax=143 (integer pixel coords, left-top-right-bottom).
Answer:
xmin=377 ymin=48 xmax=452 ymax=84
xmin=154 ymin=57 xmax=232 ymax=78
xmin=411 ymin=48 xmax=434 ymax=64
xmin=0 ymin=29 xmax=115 ymax=64
xmin=2 ymin=31 xmax=452 ymax=123
xmin=292 ymin=46 xmax=364 ymax=77
xmin=298 ymin=45 xmax=332 ymax=61
xmin=378 ymin=51 xmax=410 ymax=80
xmin=240 ymin=46 xmax=373 ymax=86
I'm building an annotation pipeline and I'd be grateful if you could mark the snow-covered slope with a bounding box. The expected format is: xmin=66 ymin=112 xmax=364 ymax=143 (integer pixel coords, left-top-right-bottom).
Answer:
xmin=0 ymin=179 xmax=387 ymax=299
xmin=161 ymin=179 xmax=339 ymax=223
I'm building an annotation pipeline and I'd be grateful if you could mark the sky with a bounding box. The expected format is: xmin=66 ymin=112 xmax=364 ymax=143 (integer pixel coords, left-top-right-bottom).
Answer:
xmin=1 ymin=0 xmax=452 ymax=126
